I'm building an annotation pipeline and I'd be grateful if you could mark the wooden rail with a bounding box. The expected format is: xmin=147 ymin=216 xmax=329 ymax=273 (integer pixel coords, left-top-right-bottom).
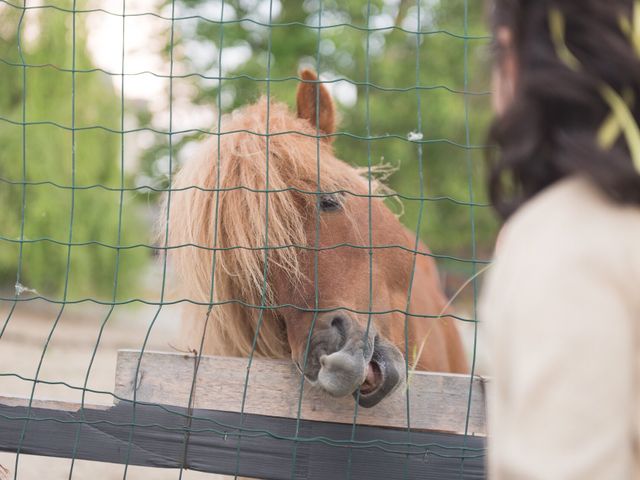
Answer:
xmin=115 ymin=349 xmax=487 ymax=435
xmin=0 ymin=350 xmax=487 ymax=479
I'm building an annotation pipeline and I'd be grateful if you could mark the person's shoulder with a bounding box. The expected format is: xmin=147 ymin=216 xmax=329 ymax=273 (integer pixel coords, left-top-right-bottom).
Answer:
xmin=508 ymin=176 xmax=636 ymax=234
xmin=483 ymin=177 xmax=640 ymax=320
xmin=500 ymin=176 xmax=640 ymax=261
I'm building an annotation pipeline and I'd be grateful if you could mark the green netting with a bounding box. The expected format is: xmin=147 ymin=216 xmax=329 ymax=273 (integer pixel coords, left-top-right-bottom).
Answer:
xmin=0 ymin=0 xmax=492 ymax=478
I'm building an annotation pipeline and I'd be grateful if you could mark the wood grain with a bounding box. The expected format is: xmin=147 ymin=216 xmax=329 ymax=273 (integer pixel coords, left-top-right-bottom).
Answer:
xmin=115 ymin=349 xmax=487 ymax=435
xmin=0 ymin=395 xmax=110 ymax=412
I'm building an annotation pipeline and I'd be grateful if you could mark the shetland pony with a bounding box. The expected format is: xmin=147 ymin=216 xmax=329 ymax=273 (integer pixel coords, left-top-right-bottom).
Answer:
xmin=167 ymin=70 xmax=467 ymax=407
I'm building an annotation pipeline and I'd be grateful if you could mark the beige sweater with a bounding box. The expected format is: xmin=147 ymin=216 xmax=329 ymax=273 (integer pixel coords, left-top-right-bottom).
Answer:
xmin=480 ymin=176 xmax=640 ymax=479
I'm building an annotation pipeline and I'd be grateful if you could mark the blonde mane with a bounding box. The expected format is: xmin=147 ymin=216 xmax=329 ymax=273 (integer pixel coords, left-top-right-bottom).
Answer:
xmin=167 ymin=98 xmax=377 ymax=358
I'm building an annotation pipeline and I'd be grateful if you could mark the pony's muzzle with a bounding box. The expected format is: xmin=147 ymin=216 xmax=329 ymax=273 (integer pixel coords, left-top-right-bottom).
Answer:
xmin=306 ymin=311 xmax=375 ymax=397
xmin=314 ymin=333 xmax=405 ymax=407
xmin=301 ymin=312 xmax=403 ymax=406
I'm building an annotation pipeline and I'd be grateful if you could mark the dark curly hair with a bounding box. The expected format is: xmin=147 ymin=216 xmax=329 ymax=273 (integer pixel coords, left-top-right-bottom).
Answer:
xmin=488 ymin=0 xmax=640 ymax=219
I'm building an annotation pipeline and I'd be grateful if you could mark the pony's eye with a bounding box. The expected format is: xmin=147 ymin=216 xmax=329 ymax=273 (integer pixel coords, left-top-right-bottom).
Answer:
xmin=318 ymin=193 xmax=342 ymax=212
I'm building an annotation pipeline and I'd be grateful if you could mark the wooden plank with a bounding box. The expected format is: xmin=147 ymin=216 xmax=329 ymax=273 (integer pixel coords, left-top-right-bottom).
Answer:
xmin=115 ymin=350 xmax=487 ymax=435
xmin=0 ymin=395 xmax=110 ymax=412
xmin=0 ymin=397 xmax=485 ymax=479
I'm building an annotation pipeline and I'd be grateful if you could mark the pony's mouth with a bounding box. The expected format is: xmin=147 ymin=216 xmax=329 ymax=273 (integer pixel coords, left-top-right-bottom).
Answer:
xmin=359 ymin=360 xmax=383 ymax=395
xmin=352 ymin=338 xmax=403 ymax=408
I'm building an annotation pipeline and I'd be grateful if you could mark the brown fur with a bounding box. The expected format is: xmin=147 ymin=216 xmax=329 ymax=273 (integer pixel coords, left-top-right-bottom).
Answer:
xmin=296 ymin=69 xmax=336 ymax=137
xmin=166 ymin=71 xmax=467 ymax=374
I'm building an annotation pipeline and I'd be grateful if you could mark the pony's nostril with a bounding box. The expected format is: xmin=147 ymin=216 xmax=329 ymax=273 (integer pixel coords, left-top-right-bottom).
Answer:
xmin=330 ymin=314 xmax=349 ymax=333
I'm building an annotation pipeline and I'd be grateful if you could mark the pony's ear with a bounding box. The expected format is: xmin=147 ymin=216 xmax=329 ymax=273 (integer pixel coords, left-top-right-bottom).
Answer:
xmin=296 ymin=69 xmax=335 ymax=138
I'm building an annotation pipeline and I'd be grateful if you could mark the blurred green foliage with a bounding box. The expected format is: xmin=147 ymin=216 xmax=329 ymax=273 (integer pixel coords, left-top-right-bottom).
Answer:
xmin=0 ymin=4 xmax=148 ymax=299
xmin=0 ymin=0 xmax=497 ymax=302
xmin=145 ymin=0 xmax=499 ymax=267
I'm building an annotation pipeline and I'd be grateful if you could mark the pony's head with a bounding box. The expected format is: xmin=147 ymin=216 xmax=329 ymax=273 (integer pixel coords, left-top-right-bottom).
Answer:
xmin=168 ymin=70 xmax=461 ymax=407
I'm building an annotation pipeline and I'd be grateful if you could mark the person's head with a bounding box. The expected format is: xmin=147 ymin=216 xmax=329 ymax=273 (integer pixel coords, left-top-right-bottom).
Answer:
xmin=488 ymin=0 xmax=640 ymax=218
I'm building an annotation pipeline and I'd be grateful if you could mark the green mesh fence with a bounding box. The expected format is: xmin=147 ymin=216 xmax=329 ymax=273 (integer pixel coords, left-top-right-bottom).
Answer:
xmin=0 ymin=0 xmax=492 ymax=478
